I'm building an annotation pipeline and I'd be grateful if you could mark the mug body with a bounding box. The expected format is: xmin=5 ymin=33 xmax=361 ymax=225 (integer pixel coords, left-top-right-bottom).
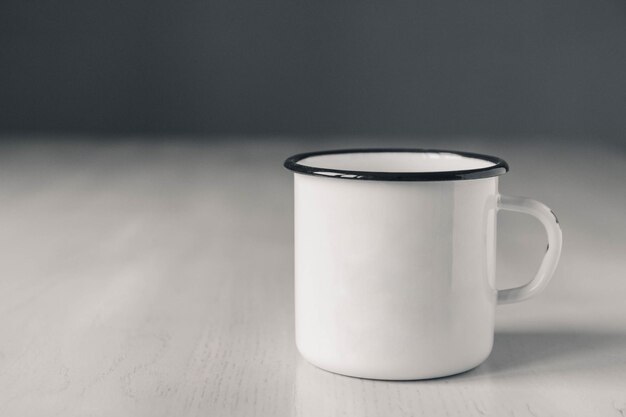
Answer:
xmin=287 ymin=150 xmax=509 ymax=380
xmin=294 ymin=173 xmax=498 ymax=379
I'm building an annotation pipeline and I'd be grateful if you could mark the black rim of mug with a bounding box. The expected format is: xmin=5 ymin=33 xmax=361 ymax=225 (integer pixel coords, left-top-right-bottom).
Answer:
xmin=283 ymin=148 xmax=509 ymax=181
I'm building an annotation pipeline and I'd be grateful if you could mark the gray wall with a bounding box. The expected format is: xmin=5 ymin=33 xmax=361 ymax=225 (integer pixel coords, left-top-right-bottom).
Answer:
xmin=1 ymin=0 xmax=625 ymax=137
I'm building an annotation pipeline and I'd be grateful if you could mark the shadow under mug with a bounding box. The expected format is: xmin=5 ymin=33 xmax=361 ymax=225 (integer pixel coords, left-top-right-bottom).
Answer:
xmin=284 ymin=149 xmax=562 ymax=380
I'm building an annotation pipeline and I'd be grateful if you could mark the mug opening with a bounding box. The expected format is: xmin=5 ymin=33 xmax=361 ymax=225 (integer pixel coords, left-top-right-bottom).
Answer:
xmin=284 ymin=149 xmax=508 ymax=181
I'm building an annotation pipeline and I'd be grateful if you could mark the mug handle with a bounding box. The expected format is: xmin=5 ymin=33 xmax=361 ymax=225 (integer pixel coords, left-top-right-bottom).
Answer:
xmin=496 ymin=194 xmax=563 ymax=304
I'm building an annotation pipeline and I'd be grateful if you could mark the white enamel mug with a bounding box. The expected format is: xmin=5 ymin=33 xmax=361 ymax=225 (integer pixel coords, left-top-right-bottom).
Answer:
xmin=284 ymin=149 xmax=562 ymax=380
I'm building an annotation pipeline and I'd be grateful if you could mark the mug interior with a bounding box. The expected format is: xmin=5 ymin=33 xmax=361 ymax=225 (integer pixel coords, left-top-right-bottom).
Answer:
xmin=284 ymin=149 xmax=509 ymax=181
xmin=298 ymin=151 xmax=495 ymax=173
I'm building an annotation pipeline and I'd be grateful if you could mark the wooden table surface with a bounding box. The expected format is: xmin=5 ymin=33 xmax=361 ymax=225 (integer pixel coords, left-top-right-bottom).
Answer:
xmin=0 ymin=138 xmax=624 ymax=416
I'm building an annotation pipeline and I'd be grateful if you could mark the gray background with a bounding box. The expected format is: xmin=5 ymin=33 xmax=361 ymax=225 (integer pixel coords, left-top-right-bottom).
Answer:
xmin=1 ymin=0 xmax=626 ymax=138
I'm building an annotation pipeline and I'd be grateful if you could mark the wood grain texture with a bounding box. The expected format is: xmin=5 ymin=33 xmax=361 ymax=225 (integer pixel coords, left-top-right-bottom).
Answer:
xmin=0 ymin=138 xmax=624 ymax=417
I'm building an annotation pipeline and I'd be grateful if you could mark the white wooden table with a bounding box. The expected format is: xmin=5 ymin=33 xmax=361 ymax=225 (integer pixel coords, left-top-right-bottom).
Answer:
xmin=0 ymin=137 xmax=624 ymax=416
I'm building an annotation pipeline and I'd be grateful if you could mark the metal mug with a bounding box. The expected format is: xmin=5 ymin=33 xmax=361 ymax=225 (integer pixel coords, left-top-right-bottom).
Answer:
xmin=284 ymin=149 xmax=562 ymax=380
